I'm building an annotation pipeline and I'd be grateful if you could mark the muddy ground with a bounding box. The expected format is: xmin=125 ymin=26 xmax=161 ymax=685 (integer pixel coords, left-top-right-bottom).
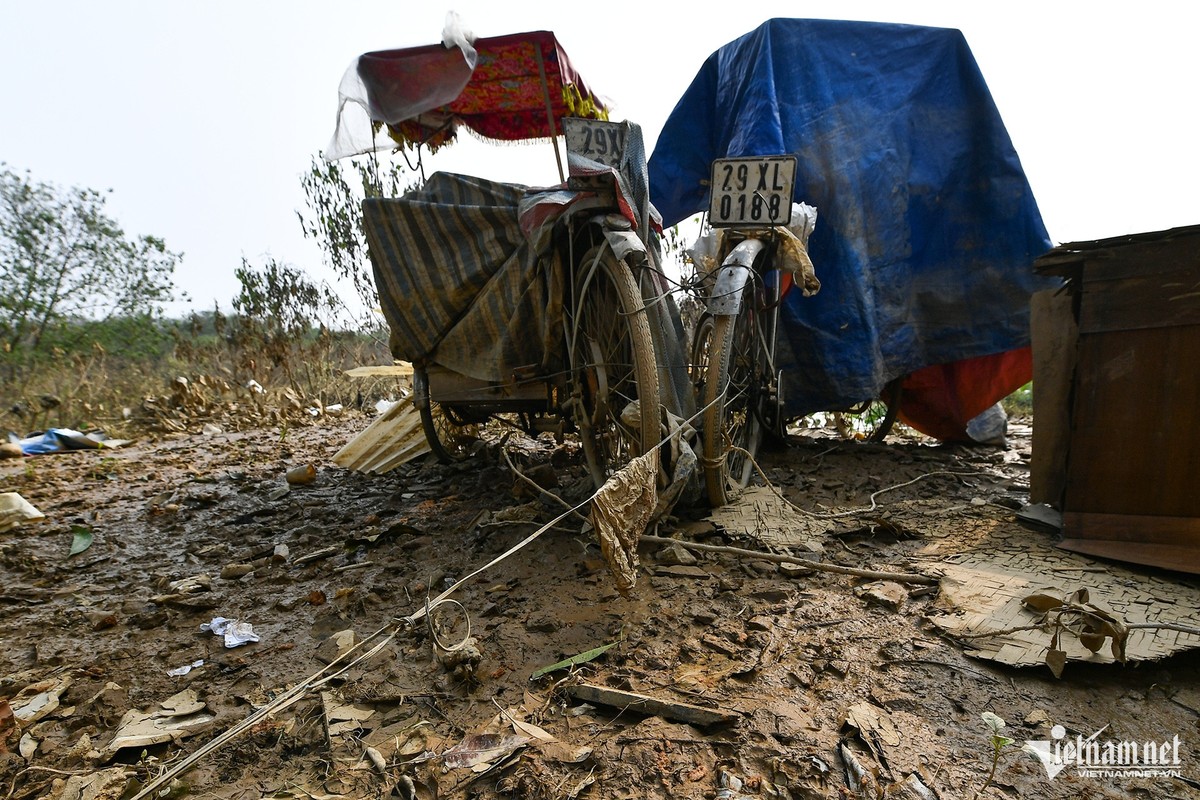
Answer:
xmin=2 ymin=408 xmax=1198 ymax=800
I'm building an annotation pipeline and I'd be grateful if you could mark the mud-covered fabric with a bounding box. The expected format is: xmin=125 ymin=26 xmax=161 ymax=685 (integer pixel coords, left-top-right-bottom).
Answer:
xmin=362 ymin=173 xmax=564 ymax=382
xmin=649 ymin=18 xmax=1059 ymax=420
xmin=363 ymin=123 xmax=695 ymax=434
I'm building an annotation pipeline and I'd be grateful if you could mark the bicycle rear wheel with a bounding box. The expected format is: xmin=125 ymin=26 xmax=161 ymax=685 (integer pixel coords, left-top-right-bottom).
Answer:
xmin=416 ymin=367 xmax=479 ymax=463
xmin=701 ymin=282 xmax=767 ymax=507
xmin=569 ymin=245 xmax=661 ymax=488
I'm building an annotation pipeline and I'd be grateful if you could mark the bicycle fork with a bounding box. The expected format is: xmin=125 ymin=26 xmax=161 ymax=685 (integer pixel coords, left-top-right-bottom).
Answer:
xmin=707 ymin=236 xmax=784 ymax=434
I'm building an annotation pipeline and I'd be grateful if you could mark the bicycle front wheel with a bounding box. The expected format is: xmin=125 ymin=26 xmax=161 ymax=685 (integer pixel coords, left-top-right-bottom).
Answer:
xmin=701 ymin=283 xmax=766 ymax=507
xmin=569 ymin=245 xmax=661 ymax=488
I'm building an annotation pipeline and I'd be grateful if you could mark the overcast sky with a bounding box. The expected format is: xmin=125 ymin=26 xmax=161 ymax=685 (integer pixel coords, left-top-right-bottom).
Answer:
xmin=3 ymin=2 xmax=1197 ymax=319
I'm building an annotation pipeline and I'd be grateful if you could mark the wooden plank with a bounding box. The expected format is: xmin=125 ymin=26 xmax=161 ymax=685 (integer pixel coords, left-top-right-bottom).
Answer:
xmin=566 ymin=683 xmax=737 ymax=727
xmin=1060 ymin=511 xmax=1200 ymax=575
xmin=332 ymin=397 xmax=430 ymax=473
xmin=1075 ymin=236 xmax=1200 ymax=283
xmin=1029 ymin=287 xmax=1076 ymax=506
xmin=344 ymin=363 xmax=414 ymax=378
xmin=1061 ymin=511 xmax=1200 ymax=546
xmin=1034 ymin=225 xmax=1200 ymax=279
xmin=1078 ymin=269 xmax=1200 ymax=334
xmin=1065 ymin=326 xmax=1200 ymax=517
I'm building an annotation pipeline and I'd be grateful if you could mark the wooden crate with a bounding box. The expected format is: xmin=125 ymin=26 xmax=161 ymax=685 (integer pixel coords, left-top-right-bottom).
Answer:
xmin=1031 ymin=225 xmax=1200 ymax=574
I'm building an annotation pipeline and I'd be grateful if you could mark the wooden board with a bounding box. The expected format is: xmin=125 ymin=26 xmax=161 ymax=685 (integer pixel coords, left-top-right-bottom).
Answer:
xmin=1029 ymin=287 xmax=1076 ymax=507
xmin=343 ymin=363 xmax=414 ymax=378
xmin=1060 ymin=511 xmax=1200 ymax=575
xmin=1065 ymin=325 xmax=1200 ymax=518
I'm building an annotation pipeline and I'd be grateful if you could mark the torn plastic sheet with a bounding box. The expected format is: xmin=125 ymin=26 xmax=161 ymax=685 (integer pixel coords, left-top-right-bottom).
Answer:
xmin=167 ymin=660 xmax=204 ymax=677
xmin=200 ymin=617 xmax=259 ymax=648
xmin=11 ymin=428 xmax=128 ymax=455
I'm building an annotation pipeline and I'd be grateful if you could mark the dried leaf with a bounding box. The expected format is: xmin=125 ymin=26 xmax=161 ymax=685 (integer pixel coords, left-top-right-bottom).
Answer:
xmin=440 ymin=733 xmax=529 ymax=770
xmin=1078 ymin=633 xmax=1106 ymax=653
xmin=1110 ymin=623 xmax=1129 ymax=663
xmin=1069 ymin=588 xmax=1090 ymax=605
xmin=1021 ymin=593 xmax=1064 ymax=613
xmin=566 ymin=771 xmax=596 ymax=798
xmin=1083 ymin=603 xmax=1120 ymax=624
xmin=1045 ymin=648 xmax=1067 ymax=679
xmin=507 ymin=717 xmax=555 ymax=743
xmin=19 ymin=733 xmax=37 ymax=760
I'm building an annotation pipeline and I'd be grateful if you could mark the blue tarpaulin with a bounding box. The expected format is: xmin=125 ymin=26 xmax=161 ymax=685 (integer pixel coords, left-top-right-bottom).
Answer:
xmin=649 ymin=18 xmax=1057 ymax=428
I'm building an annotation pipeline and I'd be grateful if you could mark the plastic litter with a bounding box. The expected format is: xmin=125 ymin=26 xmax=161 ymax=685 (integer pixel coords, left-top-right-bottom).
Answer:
xmin=966 ymin=402 xmax=1008 ymax=446
xmin=167 ymin=659 xmax=204 ymax=677
xmin=200 ymin=617 xmax=259 ymax=648
xmin=10 ymin=428 xmax=127 ymax=455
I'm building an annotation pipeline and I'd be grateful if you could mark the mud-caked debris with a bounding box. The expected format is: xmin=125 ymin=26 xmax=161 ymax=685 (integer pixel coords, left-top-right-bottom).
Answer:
xmin=857 ymin=581 xmax=907 ymax=611
xmin=656 ymin=541 xmax=699 ymax=566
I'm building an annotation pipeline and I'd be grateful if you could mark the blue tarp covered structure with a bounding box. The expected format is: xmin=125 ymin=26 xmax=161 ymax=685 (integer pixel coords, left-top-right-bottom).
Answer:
xmin=649 ymin=18 xmax=1057 ymax=438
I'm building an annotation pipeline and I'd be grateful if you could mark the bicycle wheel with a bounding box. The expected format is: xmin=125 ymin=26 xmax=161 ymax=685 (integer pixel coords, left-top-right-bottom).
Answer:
xmin=416 ymin=368 xmax=479 ymax=463
xmin=701 ymin=282 xmax=767 ymax=507
xmin=569 ymin=245 xmax=661 ymax=488
xmin=690 ymin=314 xmax=715 ymax=395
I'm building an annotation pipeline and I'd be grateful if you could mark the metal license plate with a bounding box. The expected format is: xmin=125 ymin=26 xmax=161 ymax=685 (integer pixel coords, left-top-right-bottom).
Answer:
xmin=563 ymin=118 xmax=626 ymax=168
xmin=708 ymin=155 xmax=797 ymax=227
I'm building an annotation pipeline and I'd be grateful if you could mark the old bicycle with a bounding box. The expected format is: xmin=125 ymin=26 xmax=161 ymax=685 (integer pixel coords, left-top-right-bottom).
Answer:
xmin=689 ymin=155 xmax=906 ymax=506
xmin=329 ymin=30 xmax=689 ymax=488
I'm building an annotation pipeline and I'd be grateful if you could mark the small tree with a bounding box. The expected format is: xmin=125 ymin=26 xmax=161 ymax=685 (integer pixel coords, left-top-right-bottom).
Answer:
xmin=230 ymin=256 xmax=341 ymax=390
xmin=297 ymin=151 xmax=420 ymax=326
xmin=0 ymin=164 xmax=181 ymax=364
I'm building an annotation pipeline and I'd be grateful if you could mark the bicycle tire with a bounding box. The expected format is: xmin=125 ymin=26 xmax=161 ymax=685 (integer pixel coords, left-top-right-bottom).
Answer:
xmin=416 ymin=368 xmax=478 ymax=463
xmin=569 ymin=245 xmax=661 ymax=488
xmin=690 ymin=314 xmax=715 ymax=395
xmin=701 ymin=281 xmax=766 ymax=507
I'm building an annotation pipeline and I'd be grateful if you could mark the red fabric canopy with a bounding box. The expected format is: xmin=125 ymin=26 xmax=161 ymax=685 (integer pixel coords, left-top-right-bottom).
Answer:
xmin=357 ymin=30 xmax=609 ymax=151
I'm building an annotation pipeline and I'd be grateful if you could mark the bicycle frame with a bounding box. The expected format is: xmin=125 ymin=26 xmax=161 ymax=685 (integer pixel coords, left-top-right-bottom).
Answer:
xmin=692 ymin=153 xmax=816 ymax=505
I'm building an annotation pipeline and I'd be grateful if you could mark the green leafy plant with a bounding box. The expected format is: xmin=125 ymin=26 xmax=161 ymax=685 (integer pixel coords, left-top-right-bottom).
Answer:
xmin=297 ymin=151 xmax=420 ymax=327
xmin=0 ymin=164 xmax=181 ymax=368
xmin=1 ymin=164 xmax=184 ymax=431
xmin=973 ymin=712 xmax=1017 ymax=799
xmin=1002 ymin=382 xmax=1033 ymax=417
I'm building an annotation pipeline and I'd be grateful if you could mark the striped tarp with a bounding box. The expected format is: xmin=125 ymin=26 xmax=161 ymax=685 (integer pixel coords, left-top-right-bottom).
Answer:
xmin=363 ymin=173 xmax=564 ymax=382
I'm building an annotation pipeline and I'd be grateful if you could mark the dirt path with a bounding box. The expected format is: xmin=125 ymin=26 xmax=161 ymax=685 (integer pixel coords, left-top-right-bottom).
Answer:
xmin=2 ymin=413 xmax=1198 ymax=799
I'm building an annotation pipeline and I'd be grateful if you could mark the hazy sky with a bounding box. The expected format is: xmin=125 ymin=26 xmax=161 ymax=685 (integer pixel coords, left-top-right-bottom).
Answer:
xmin=3 ymin=2 xmax=1197 ymax=319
